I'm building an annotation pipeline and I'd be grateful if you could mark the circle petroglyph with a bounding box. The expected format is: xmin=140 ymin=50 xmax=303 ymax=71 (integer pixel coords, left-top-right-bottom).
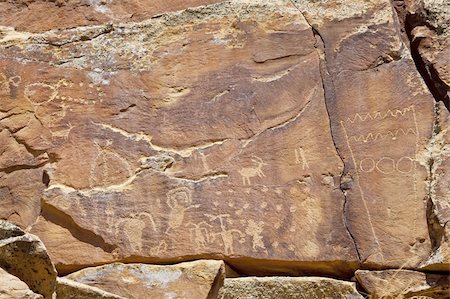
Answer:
xmin=24 ymin=83 xmax=58 ymax=105
xmin=359 ymin=158 xmax=375 ymax=172
xmin=396 ymin=156 xmax=414 ymax=173
xmin=376 ymin=157 xmax=395 ymax=174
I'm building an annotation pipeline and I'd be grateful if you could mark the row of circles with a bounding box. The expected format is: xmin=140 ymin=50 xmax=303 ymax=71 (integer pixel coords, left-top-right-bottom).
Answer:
xmin=359 ymin=156 xmax=415 ymax=174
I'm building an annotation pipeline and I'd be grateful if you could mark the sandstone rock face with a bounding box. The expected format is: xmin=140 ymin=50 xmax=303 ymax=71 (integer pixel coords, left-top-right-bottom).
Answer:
xmin=293 ymin=0 xmax=436 ymax=268
xmin=0 ymin=221 xmax=57 ymax=299
xmin=355 ymin=269 xmax=450 ymax=298
xmin=218 ymin=277 xmax=363 ymax=299
xmin=56 ymin=277 xmax=125 ymax=299
xmin=0 ymin=0 xmax=449 ymax=296
xmin=2 ymin=0 xmax=360 ymax=276
xmin=0 ymin=268 xmax=43 ymax=299
xmin=65 ymin=260 xmax=225 ymax=299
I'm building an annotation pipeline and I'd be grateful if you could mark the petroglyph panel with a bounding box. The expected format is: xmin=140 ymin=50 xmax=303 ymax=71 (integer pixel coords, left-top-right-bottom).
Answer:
xmin=2 ymin=0 xmax=440 ymax=277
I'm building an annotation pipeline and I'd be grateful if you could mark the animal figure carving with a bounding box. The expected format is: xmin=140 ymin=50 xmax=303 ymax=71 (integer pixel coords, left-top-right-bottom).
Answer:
xmin=238 ymin=156 xmax=267 ymax=186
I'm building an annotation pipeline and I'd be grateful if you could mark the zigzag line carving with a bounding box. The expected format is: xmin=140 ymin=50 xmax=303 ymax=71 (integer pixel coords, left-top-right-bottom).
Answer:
xmin=349 ymin=127 xmax=417 ymax=143
xmin=345 ymin=106 xmax=415 ymax=123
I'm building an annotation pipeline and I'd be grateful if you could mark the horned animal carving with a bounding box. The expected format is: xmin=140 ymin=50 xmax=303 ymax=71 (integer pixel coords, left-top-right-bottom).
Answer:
xmin=238 ymin=156 xmax=267 ymax=185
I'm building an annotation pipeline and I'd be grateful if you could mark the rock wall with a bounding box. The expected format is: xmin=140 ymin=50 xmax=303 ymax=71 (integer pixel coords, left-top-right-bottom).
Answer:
xmin=0 ymin=0 xmax=449 ymax=298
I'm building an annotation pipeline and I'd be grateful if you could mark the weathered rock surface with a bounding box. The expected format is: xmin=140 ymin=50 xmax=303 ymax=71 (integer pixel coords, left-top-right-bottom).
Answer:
xmin=56 ymin=277 xmax=125 ymax=299
xmin=65 ymin=260 xmax=225 ymax=299
xmin=355 ymin=269 xmax=450 ymax=298
xmin=0 ymin=220 xmax=57 ymax=299
xmin=0 ymin=0 xmax=449 ymax=292
xmin=400 ymin=0 xmax=450 ymax=106
xmin=218 ymin=277 xmax=363 ymax=299
xmin=0 ymin=268 xmax=43 ymax=299
xmin=0 ymin=0 xmax=222 ymax=33
xmin=1 ymin=0 xmax=361 ymax=276
xmin=421 ymin=102 xmax=450 ymax=270
xmin=294 ymin=0 xmax=435 ymax=268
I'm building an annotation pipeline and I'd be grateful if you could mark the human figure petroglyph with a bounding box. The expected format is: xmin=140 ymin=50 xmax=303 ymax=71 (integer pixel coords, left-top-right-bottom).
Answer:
xmin=199 ymin=152 xmax=210 ymax=172
xmin=186 ymin=221 xmax=213 ymax=248
xmin=238 ymin=156 xmax=267 ymax=186
xmin=294 ymin=147 xmax=309 ymax=170
xmin=115 ymin=212 xmax=157 ymax=252
xmin=205 ymin=214 xmax=245 ymax=255
xmin=165 ymin=187 xmax=200 ymax=234
xmin=245 ymin=219 xmax=267 ymax=253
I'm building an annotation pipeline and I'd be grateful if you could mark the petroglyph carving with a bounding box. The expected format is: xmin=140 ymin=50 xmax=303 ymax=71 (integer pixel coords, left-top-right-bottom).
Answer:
xmin=186 ymin=221 xmax=213 ymax=248
xmin=349 ymin=128 xmax=418 ymax=143
xmin=340 ymin=106 xmax=421 ymax=262
xmin=396 ymin=156 xmax=414 ymax=174
xmin=24 ymin=79 xmax=69 ymax=105
xmin=0 ymin=73 xmax=8 ymax=91
xmin=51 ymin=122 xmax=75 ymax=141
xmin=245 ymin=219 xmax=267 ymax=253
xmin=89 ymin=139 xmax=133 ymax=187
xmin=0 ymin=73 xmax=21 ymax=95
xmin=359 ymin=156 xmax=415 ymax=174
xmin=238 ymin=156 xmax=267 ymax=186
xmin=150 ymin=240 xmax=168 ymax=255
xmin=115 ymin=212 xmax=156 ymax=252
xmin=345 ymin=106 xmax=416 ymax=123
xmin=199 ymin=152 xmax=210 ymax=172
xmin=8 ymin=75 xmax=21 ymax=87
xmin=294 ymin=147 xmax=309 ymax=169
xmin=166 ymin=187 xmax=200 ymax=234
xmin=205 ymin=214 xmax=245 ymax=255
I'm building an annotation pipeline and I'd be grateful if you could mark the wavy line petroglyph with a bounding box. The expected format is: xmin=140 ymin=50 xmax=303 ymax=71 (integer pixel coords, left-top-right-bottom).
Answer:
xmin=349 ymin=128 xmax=418 ymax=143
xmin=345 ymin=106 xmax=416 ymax=123
xmin=340 ymin=120 xmax=385 ymax=262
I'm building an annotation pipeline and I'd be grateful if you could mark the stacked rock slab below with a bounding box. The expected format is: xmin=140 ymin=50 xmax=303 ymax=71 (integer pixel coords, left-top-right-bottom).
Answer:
xmin=0 ymin=268 xmax=43 ymax=299
xmin=56 ymin=277 xmax=126 ymax=299
xmin=0 ymin=220 xmax=57 ymax=299
xmin=355 ymin=269 xmax=450 ymax=298
xmin=218 ymin=277 xmax=363 ymax=299
xmin=64 ymin=260 xmax=225 ymax=299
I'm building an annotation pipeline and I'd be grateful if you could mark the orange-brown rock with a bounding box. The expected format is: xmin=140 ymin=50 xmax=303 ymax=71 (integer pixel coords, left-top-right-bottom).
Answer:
xmin=0 ymin=221 xmax=57 ymax=299
xmin=0 ymin=0 xmax=448 ymax=285
xmin=0 ymin=0 xmax=222 ymax=33
xmin=293 ymin=0 xmax=435 ymax=268
xmin=421 ymin=102 xmax=450 ymax=270
xmin=355 ymin=269 xmax=450 ymax=298
xmin=65 ymin=260 xmax=225 ymax=299
xmin=218 ymin=277 xmax=363 ymax=299
xmin=1 ymin=0 xmax=360 ymax=276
